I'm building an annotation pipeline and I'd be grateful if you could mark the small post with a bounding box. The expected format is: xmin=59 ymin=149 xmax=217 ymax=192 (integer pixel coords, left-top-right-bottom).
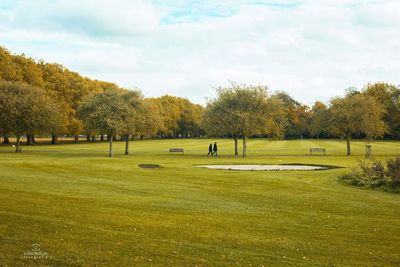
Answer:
xmin=365 ymin=144 xmax=372 ymax=159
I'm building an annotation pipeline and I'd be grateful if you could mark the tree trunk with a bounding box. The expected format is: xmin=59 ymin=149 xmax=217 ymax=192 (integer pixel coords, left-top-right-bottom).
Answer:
xmin=91 ymin=136 xmax=96 ymax=142
xmin=141 ymin=135 xmax=144 ymax=141
xmin=32 ymin=134 xmax=36 ymax=143
xmin=16 ymin=134 xmax=21 ymax=153
xmin=3 ymin=134 xmax=10 ymax=144
xmin=87 ymin=135 xmax=91 ymax=142
xmin=51 ymin=134 xmax=58 ymax=144
xmin=234 ymin=138 xmax=238 ymax=156
xmin=74 ymin=135 xmax=79 ymax=143
xmin=346 ymin=135 xmax=351 ymax=156
xmin=125 ymin=135 xmax=129 ymax=155
xmin=100 ymin=134 xmax=104 ymax=141
xmin=109 ymin=135 xmax=113 ymax=157
xmin=243 ymin=136 xmax=247 ymax=158
xmin=26 ymin=134 xmax=34 ymax=145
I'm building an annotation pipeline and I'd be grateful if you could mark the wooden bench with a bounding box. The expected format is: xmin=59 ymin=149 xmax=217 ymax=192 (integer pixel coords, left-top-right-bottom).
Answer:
xmin=169 ymin=148 xmax=184 ymax=155
xmin=310 ymin=148 xmax=326 ymax=156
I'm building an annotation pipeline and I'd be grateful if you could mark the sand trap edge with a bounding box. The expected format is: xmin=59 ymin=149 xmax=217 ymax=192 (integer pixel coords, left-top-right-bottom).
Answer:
xmin=196 ymin=164 xmax=341 ymax=171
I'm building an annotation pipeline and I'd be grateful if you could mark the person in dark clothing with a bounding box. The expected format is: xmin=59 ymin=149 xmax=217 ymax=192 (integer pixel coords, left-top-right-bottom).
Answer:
xmin=213 ymin=142 xmax=218 ymax=157
xmin=208 ymin=143 xmax=213 ymax=156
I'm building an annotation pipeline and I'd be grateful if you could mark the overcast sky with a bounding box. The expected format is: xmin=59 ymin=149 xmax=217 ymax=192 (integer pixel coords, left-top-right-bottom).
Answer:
xmin=1 ymin=0 xmax=399 ymax=105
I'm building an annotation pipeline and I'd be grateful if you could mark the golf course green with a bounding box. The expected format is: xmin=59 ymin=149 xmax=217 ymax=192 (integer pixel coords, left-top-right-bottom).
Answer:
xmin=0 ymin=139 xmax=399 ymax=266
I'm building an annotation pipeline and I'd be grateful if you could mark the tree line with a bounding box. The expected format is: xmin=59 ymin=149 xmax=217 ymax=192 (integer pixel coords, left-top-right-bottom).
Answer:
xmin=0 ymin=46 xmax=204 ymax=154
xmin=1 ymin=46 xmax=400 ymax=156
xmin=203 ymin=82 xmax=393 ymax=157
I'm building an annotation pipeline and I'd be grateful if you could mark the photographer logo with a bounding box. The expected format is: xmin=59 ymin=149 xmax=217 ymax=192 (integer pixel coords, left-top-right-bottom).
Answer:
xmin=21 ymin=243 xmax=49 ymax=260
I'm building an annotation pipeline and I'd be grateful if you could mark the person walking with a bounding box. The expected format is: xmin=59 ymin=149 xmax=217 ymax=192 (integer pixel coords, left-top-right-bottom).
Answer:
xmin=213 ymin=142 xmax=218 ymax=157
xmin=208 ymin=143 xmax=213 ymax=156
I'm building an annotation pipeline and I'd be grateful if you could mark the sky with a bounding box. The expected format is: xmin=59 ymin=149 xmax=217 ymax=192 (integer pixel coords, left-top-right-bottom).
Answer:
xmin=0 ymin=0 xmax=399 ymax=105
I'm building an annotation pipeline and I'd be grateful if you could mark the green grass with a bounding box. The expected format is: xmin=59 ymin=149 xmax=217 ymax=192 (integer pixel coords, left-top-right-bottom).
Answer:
xmin=0 ymin=139 xmax=399 ymax=266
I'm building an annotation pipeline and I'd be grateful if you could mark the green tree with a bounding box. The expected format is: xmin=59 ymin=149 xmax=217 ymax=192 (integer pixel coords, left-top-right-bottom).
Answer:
xmin=0 ymin=81 xmax=64 ymax=152
xmin=329 ymin=92 xmax=386 ymax=156
xmin=119 ymin=90 xmax=143 ymax=155
xmin=78 ymin=90 xmax=138 ymax=157
xmin=203 ymin=83 xmax=287 ymax=157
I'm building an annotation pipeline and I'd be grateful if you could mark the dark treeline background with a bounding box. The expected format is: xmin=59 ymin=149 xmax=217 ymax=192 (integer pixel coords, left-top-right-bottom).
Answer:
xmin=1 ymin=46 xmax=400 ymax=149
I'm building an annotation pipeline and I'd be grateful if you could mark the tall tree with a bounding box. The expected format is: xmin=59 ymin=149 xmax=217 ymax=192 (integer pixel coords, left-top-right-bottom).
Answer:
xmin=0 ymin=81 xmax=64 ymax=152
xmin=203 ymin=83 xmax=287 ymax=157
xmin=119 ymin=90 xmax=143 ymax=155
xmin=78 ymin=90 xmax=138 ymax=157
xmin=329 ymin=92 xmax=386 ymax=156
xmin=363 ymin=82 xmax=400 ymax=138
xmin=309 ymin=101 xmax=329 ymax=138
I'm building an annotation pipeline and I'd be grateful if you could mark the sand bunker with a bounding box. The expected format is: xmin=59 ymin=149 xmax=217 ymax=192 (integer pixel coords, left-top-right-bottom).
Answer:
xmin=197 ymin=164 xmax=330 ymax=171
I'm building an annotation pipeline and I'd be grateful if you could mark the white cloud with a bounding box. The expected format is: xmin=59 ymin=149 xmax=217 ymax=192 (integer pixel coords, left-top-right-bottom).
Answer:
xmin=0 ymin=0 xmax=399 ymax=105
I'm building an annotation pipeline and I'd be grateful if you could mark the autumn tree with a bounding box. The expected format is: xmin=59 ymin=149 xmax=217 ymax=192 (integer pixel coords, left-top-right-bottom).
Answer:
xmin=273 ymin=91 xmax=310 ymax=138
xmin=203 ymin=83 xmax=287 ymax=157
xmin=309 ymin=101 xmax=329 ymax=138
xmin=0 ymin=46 xmax=121 ymax=143
xmin=178 ymin=101 xmax=204 ymax=137
xmin=0 ymin=81 xmax=64 ymax=152
xmin=145 ymin=96 xmax=205 ymax=138
xmin=135 ymin=99 xmax=164 ymax=139
xmin=363 ymin=82 xmax=400 ymax=138
xmin=329 ymin=91 xmax=386 ymax=156
xmin=0 ymin=46 xmax=24 ymax=82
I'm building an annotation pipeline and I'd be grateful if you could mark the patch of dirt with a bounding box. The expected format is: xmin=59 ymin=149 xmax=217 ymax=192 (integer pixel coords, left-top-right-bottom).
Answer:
xmin=138 ymin=164 xmax=160 ymax=169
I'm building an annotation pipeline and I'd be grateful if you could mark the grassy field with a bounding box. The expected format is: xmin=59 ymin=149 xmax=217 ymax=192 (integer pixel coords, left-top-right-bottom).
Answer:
xmin=0 ymin=139 xmax=399 ymax=266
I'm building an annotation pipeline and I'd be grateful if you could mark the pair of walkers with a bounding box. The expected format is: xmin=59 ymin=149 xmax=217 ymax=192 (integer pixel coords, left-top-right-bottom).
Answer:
xmin=208 ymin=142 xmax=218 ymax=157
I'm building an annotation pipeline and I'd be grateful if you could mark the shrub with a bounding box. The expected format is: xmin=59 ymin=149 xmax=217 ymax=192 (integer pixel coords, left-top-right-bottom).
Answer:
xmin=339 ymin=157 xmax=400 ymax=193
xmin=386 ymin=157 xmax=400 ymax=188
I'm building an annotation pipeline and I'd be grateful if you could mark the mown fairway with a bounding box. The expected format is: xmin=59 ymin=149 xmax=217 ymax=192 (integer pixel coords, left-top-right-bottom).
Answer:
xmin=0 ymin=139 xmax=399 ymax=266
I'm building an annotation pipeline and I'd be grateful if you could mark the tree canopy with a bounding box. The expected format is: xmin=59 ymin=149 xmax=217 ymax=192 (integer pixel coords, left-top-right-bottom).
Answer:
xmin=146 ymin=95 xmax=204 ymax=138
xmin=309 ymin=101 xmax=329 ymax=138
xmin=78 ymin=90 xmax=140 ymax=157
xmin=203 ymin=83 xmax=287 ymax=157
xmin=363 ymin=82 xmax=400 ymax=138
xmin=0 ymin=81 xmax=64 ymax=152
xmin=328 ymin=92 xmax=386 ymax=155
